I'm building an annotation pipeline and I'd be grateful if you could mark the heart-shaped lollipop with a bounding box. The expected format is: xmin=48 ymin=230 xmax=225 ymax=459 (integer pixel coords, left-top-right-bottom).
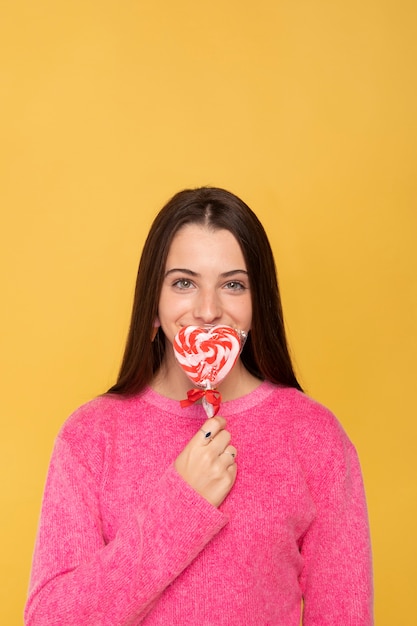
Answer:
xmin=173 ymin=325 xmax=245 ymax=417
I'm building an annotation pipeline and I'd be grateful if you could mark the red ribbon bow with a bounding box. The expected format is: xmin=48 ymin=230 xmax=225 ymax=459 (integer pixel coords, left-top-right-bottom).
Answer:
xmin=180 ymin=388 xmax=222 ymax=416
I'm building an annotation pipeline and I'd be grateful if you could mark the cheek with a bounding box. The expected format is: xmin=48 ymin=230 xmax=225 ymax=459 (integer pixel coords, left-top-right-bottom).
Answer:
xmin=158 ymin=290 xmax=187 ymax=322
xmin=232 ymin=294 xmax=252 ymax=324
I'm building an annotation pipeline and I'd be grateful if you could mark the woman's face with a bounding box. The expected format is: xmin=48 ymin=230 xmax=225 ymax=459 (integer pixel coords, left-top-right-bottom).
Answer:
xmin=158 ymin=224 xmax=252 ymax=346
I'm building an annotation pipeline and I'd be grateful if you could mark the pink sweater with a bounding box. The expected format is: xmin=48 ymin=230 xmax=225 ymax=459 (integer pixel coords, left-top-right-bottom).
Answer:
xmin=25 ymin=382 xmax=373 ymax=625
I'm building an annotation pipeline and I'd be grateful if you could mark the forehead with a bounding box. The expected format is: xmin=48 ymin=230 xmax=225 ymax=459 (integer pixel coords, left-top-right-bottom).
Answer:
xmin=166 ymin=225 xmax=245 ymax=265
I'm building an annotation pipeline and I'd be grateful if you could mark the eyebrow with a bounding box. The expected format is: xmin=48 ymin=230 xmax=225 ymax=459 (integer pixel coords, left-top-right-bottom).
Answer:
xmin=164 ymin=268 xmax=249 ymax=278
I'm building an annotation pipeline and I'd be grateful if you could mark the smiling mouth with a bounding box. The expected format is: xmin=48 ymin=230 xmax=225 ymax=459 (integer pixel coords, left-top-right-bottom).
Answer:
xmin=180 ymin=324 xmax=218 ymax=330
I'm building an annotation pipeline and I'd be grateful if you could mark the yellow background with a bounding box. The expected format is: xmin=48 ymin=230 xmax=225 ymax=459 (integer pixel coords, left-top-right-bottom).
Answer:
xmin=1 ymin=1 xmax=416 ymax=623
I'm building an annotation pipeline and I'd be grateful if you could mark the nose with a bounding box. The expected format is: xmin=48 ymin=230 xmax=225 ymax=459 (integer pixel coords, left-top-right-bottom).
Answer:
xmin=194 ymin=288 xmax=222 ymax=324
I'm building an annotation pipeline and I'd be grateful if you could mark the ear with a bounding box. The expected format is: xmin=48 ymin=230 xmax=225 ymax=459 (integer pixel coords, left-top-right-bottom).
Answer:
xmin=151 ymin=317 xmax=160 ymax=342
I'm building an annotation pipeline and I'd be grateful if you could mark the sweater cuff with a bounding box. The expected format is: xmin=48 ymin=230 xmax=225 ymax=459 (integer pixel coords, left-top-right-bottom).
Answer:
xmin=138 ymin=463 xmax=229 ymax=582
xmin=156 ymin=462 xmax=229 ymax=533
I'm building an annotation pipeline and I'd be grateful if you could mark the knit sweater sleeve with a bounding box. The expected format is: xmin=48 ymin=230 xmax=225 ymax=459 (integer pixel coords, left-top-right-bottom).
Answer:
xmin=298 ymin=409 xmax=373 ymax=625
xmin=25 ymin=422 xmax=228 ymax=625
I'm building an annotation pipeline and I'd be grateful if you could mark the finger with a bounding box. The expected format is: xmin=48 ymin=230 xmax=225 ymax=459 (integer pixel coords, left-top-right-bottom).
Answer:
xmin=210 ymin=429 xmax=231 ymax=455
xmin=198 ymin=416 xmax=226 ymax=446
xmin=219 ymin=445 xmax=237 ymax=466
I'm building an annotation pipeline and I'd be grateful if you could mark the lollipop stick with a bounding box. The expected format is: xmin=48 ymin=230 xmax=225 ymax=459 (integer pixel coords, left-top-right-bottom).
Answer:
xmin=202 ymin=384 xmax=214 ymax=418
xmin=202 ymin=383 xmax=222 ymax=418
xmin=202 ymin=397 xmax=214 ymax=418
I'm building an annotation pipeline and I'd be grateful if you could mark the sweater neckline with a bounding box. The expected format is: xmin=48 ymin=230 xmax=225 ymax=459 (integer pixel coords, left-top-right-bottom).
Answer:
xmin=138 ymin=380 xmax=277 ymax=418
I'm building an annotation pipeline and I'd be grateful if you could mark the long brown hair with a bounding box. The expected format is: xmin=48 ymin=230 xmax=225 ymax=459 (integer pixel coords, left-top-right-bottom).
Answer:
xmin=108 ymin=187 xmax=302 ymax=394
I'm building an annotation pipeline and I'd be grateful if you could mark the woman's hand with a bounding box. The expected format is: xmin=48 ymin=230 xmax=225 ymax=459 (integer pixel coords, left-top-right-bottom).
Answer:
xmin=174 ymin=417 xmax=237 ymax=508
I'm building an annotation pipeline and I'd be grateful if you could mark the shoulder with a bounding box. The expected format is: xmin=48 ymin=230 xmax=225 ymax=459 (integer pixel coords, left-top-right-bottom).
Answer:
xmin=259 ymin=383 xmax=344 ymax=431
xmin=52 ymin=392 xmax=152 ymax=474
xmin=261 ymin=384 xmax=357 ymax=477
xmin=59 ymin=394 xmax=121 ymax=437
xmin=277 ymin=386 xmax=349 ymax=441
xmin=57 ymin=391 xmax=151 ymax=446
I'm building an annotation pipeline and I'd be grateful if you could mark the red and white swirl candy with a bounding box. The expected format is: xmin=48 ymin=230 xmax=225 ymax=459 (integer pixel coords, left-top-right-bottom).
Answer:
xmin=173 ymin=325 xmax=246 ymax=417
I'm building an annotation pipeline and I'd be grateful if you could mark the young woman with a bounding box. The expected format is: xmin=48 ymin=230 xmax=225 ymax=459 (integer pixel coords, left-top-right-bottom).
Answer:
xmin=25 ymin=187 xmax=373 ymax=625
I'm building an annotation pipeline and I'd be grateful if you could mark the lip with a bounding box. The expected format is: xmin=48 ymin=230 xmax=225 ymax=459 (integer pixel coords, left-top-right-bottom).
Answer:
xmin=179 ymin=323 xmax=245 ymax=336
xmin=179 ymin=324 xmax=218 ymax=330
xmin=181 ymin=324 xmax=229 ymax=333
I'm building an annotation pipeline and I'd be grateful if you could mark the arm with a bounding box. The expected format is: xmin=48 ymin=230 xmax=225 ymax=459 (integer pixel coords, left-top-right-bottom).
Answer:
xmin=299 ymin=434 xmax=373 ymax=625
xmin=25 ymin=434 xmax=228 ymax=626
